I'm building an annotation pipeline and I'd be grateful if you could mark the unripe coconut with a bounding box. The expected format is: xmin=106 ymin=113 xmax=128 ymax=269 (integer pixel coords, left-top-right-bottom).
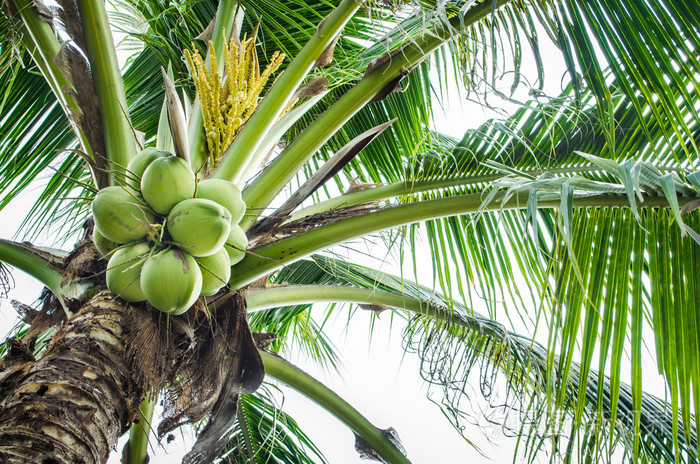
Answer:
xmin=92 ymin=186 xmax=156 ymax=244
xmin=167 ymin=198 xmax=232 ymax=257
xmin=141 ymin=155 xmax=196 ymax=214
xmin=224 ymin=224 xmax=248 ymax=265
xmin=196 ymin=247 xmax=231 ymax=296
xmin=106 ymin=242 xmax=150 ymax=302
xmin=195 ymin=179 xmax=245 ymax=224
xmin=141 ymin=248 xmax=202 ymax=314
xmin=126 ymin=147 xmax=169 ymax=190
xmin=93 ymin=227 xmax=119 ymax=256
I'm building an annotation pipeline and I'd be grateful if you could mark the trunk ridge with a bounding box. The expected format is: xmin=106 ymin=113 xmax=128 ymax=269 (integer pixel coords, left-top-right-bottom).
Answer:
xmin=0 ymin=291 xmax=147 ymax=464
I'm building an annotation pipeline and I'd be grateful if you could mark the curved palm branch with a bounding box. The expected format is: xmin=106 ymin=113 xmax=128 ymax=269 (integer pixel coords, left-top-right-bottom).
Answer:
xmin=245 ymin=255 xmax=697 ymax=462
xmin=238 ymin=49 xmax=700 ymax=458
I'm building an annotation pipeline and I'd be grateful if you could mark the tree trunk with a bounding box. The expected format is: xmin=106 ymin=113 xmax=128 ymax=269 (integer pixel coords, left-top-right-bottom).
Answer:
xmin=0 ymin=290 xmax=150 ymax=464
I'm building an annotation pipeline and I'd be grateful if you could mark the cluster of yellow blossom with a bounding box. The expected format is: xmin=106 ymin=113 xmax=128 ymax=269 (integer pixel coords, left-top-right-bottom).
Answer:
xmin=185 ymin=36 xmax=285 ymax=168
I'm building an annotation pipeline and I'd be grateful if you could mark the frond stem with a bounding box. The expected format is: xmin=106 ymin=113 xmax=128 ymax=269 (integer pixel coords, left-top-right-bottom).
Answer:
xmin=259 ymin=350 xmax=411 ymax=464
xmin=247 ymin=284 xmax=488 ymax=332
xmin=10 ymin=0 xmax=93 ymax=163
xmin=0 ymin=239 xmax=63 ymax=298
xmin=230 ymin=192 xmax=686 ymax=289
xmin=76 ymin=0 xmax=135 ymax=184
xmin=287 ymin=166 xmax=606 ymax=223
xmin=124 ymin=397 xmax=155 ymax=464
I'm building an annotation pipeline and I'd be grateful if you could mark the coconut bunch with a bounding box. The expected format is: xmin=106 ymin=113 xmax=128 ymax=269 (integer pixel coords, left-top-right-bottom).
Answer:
xmin=91 ymin=147 xmax=248 ymax=314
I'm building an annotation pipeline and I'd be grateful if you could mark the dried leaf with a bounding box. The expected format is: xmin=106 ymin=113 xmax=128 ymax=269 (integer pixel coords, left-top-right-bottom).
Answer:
xmin=314 ymin=33 xmax=340 ymax=68
xmin=292 ymin=77 xmax=330 ymax=100
xmin=370 ymin=74 xmax=406 ymax=102
xmin=354 ymin=427 xmax=407 ymax=463
xmin=250 ymin=120 xmax=394 ymax=234
xmin=30 ymin=0 xmax=53 ymax=22
xmin=54 ymin=42 xmax=109 ymax=187
xmin=195 ymin=17 xmax=216 ymax=43
xmin=360 ymin=304 xmax=389 ymax=316
xmin=253 ymin=332 xmax=279 ymax=349
xmin=681 ymin=198 xmax=700 ymax=215
xmin=54 ymin=0 xmax=86 ymax=51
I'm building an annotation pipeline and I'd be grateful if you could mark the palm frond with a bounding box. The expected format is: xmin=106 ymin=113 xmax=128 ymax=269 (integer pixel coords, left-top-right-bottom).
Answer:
xmin=428 ymin=0 xmax=700 ymax=163
xmin=276 ymin=0 xmax=700 ymax=202
xmin=0 ymin=28 xmax=89 ymax=241
xmin=275 ymin=51 xmax=700 ymax=459
xmin=284 ymin=60 xmax=699 ymax=332
xmin=295 ymin=254 xmax=698 ymax=463
xmin=239 ymin=0 xmax=377 ymax=79
xmin=217 ymin=383 xmax=326 ymax=464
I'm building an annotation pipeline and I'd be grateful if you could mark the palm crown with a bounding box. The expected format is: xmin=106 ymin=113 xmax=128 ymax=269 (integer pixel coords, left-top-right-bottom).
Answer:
xmin=0 ymin=0 xmax=699 ymax=463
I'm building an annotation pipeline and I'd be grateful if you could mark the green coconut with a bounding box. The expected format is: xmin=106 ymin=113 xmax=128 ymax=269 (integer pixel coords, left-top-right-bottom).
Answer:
xmin=92 ymin=227 xmax=120 ymax=256
xmin=92 ymin=186 xmax=156 ymax=244
xmin=195 ymin=179 xmax=246 ymax=224
xmin=167 ymin=198 xmax=232 ymax=257
xmin=126 ymin=147 xmax=170 ymax=190
xmin=105 ymin=242 xmax=150 ymax=302
xmin=141 ymin=248 xmax=202 ymax=314
xmin=141 ymin=155 xmax=196 ymax=214
xmin=224 ymin=224 xmax=248 ymax=265
xmin=196 ymin=247 xmax=231 ymax=296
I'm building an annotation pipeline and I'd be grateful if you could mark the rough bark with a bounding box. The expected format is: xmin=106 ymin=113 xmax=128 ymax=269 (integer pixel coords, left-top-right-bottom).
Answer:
xmin=0 ymin=291 xmax=149 ymax=464
xmin=0 ymin=228 xmax=265 ymax=463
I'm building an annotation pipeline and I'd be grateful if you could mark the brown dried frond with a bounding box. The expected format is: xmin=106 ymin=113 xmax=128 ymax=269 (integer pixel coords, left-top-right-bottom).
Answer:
xmin=158 ymin=292 xmax=264 ymax=463
xmin=11 ymin=290 xmax=66 ymax=351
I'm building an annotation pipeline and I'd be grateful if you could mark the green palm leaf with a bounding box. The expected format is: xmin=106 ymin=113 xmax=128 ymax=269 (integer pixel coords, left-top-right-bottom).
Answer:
xmin=0 ymin=32 xmax=86 ymax=241
xmin=218 ymin=384 xmax=326 ymax=464
xmin=247 ymin=254 xmax=697 ymax=462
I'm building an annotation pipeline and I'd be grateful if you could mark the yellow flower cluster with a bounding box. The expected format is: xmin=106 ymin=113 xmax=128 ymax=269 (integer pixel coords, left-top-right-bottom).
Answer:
xmin=185 ymin=36 xmax=284 ymax=168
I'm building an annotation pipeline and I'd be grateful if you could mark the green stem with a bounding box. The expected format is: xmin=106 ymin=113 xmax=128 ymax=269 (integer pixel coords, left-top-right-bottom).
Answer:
xmin=246 ymin=285 xmax=479 ymax=327
xmin=11 ymin=0 xmax=94 ymax=164
xmin=76 ymin=0 xmax=135 ymax=184
xmin=288 ymin=167 xmax=607 ymax=223
xmin=246 ymin=284 xmax=505 ymax=355
xmin=239 ymin=0 xmax=507 ymax=230
xmin=241 ymin=92 xmax=328 ymax=182
xmin=230 ymin=192 xmax=679 ymax=289
xmin=210 ymin=0 xmax=361 ymax=185
xmin=189 ymin=0 xmax=242 ymax=174
xmin=260 ymin=350 xmax=411 ymax=464
xmin=289 ymin=180 xmax=473 ymax=222
xmin=0 ymin=240 xmax=63 ymax=297
xmin=125 ymin=397 xmax=155 ymax=464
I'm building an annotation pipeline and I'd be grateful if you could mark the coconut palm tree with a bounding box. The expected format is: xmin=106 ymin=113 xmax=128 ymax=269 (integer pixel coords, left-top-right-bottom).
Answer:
xmin=0 ymin=0 xmax=699 ymax=462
